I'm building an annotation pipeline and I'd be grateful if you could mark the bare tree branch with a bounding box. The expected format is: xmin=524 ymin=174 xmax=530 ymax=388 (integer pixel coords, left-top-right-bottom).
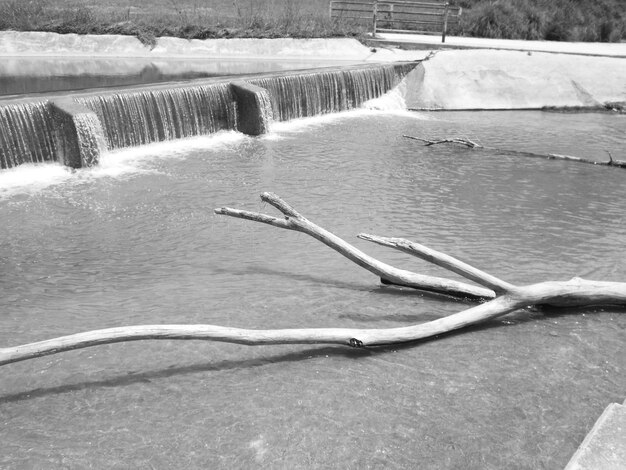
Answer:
xmin=216 ymin=193 xmax=494 ymax=300
xmin=357 ymin=233 xmax=515 ymax=294
xmin=2 ymin=195 xmax=624 ymax=368
xmin=403 ymin=135 xmax=626 ymax=168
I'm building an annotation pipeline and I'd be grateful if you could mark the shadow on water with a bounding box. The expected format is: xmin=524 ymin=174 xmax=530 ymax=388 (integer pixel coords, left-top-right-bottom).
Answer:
xmin=211 ymin=265 xmax=371 ymax=292
xmin=0 ymin=309 xmax=584 ymax=404
xmin=214 ymin=264 xmax=479 ymax=305
xmin=0 ymin=346 xmax=373 ymax=404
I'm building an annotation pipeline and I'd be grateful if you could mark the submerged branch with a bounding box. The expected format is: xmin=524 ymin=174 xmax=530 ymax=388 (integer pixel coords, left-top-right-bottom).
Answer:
xmin=403 ymin=135 xmax=626 ymax=168
xmin=403 ymin=135 xmax=481 ymax=148
xmin=357 ymin=234 xmax=515 ymax=294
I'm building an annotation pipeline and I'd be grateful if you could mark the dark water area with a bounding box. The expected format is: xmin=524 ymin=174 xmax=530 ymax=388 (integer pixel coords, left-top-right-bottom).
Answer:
xmin=0 ymin=57 xmax=359 ymax=98
xmin=0 ymin=110 xmax=625 ymax=468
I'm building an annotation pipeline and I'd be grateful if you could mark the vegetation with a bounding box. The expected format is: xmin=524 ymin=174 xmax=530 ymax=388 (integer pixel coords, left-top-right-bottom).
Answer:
xmin=0 ymin=0 xmax=623 ymax=44
xmin=453 ymin=0 xmax=626 ymax=42
xmin=0 ymin=0 xmax=367 ymax=46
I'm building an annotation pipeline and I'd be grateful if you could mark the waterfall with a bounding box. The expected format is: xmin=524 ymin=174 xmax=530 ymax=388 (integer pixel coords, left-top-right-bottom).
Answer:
xmin=72 ymin=112 xmax=107 ymax=167
xmin=249 ymin=63 xmax=415 ymax=122
xmin=0 ymin=102 xmax=57 ymax=169
xmin=1 ymin=63 xmax=417 ymax=170
xmin=76 ymin=83 xmax=237 ymax=150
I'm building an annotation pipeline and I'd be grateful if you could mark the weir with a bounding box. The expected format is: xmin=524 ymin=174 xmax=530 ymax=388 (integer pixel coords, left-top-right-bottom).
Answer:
xmin=0 ymin=62 xmax=416 ymax=170
xmin=51 ymin=99 xmax=107 ymax=168
xmin=0 ymin=101 xmax=57 ymax=169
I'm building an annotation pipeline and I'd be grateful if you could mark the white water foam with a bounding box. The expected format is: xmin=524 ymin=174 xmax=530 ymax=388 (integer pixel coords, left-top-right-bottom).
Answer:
xmin=267 ymin=107 xmax=431 ymax=137
xmin=0 ymin=131 xmax=246 ymax=199
xmin=0 ymin=163 xmax=74 ymax=199
xmin=0 ymin=109 xmax=431 ymax=199
xmin=363 ymin=86 xmax=407 ymax=111
xmin=99 ymin=131 xmax=245 ymax=173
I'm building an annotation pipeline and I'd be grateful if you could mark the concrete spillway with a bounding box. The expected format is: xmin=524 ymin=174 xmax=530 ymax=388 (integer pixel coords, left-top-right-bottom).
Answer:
xmin=405 ymin=50 xmax=626 ymax=110
xmin=0 ymin=62 xmax=416 ymax=170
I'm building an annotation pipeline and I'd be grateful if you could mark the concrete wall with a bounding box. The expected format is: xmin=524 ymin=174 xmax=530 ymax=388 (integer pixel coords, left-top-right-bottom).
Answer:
xmin=230 ymin=81 xmax=273 ymax=136
xmin=50 ymin=99 xmax=107 ymax=168
xmin=405 ymin=50 xmax=626 ymax=110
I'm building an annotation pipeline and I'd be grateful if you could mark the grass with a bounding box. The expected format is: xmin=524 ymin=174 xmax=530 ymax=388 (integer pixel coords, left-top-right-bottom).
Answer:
xmin=0 ymin=0 xmax=623 ymax=44
xmin=0 ymin=0 xmax=369 ymax=46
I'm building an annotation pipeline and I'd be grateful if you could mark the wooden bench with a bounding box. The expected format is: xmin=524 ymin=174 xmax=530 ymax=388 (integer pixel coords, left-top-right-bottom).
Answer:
xmin=330 ymin=0 xmax=462 ymax=43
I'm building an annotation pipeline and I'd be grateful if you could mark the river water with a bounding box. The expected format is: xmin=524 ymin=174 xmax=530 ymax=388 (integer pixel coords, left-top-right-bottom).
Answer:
xmin=0 ymin=57 xmax=360 ymax=98
xmin=1 ymin=109 xmax=625 ymax=468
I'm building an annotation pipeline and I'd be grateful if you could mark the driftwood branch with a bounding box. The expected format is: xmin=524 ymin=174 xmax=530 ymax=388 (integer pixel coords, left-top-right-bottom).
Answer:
xmin=403 ymin=134 xmax=626 ymax=168
xmin=2 ymin=193 xmax=624 ymax=368
xmin=215 ymin=193 xmax=494 ymax=300
xmin=403 ymin=135 xmax=481 ymax=148
xmin=1 ymin=279 xmax=624 ymax=367
xmin=357 ymin=233 xmax=515 ymax=295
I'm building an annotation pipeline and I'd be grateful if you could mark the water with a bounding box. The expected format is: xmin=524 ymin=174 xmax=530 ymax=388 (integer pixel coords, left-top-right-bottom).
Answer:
xmin=250 ymin=64 xmax=415 ymax=121
xmin=0 ymin=109 xmax=624 ymax=468
xmin=0 ymin=102 xmax=57 ymax=168
xmin=0 ymin=63 xmax=413 ymax=169
xmin=77 ymin=83 xmax=237 ymax=150
xmin=0 ymin=58 xmax=361 ymax=98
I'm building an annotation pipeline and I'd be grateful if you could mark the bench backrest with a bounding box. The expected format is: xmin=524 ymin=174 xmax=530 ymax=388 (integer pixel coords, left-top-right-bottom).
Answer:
xmin=330 ymin=0 xmax=462 ymax=42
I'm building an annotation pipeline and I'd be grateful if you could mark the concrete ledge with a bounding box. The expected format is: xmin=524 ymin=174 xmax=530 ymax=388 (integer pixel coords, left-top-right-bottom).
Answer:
xmin=50 ymin=99 xmax=107 ymax=168
xmin=370 ymin=32 xmax=626 ymax=58
xmin=565 ymin=401 xmax=626 ymax=470
xmin=230 ymin=81 xmax=273 ymax=136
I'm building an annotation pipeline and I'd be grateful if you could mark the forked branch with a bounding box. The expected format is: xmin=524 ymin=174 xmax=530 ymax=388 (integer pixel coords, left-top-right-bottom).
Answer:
xmin=357 ymin=233 xmax=515 ymax=294
xmin=215 ymin=192 xmax=494 ymax=300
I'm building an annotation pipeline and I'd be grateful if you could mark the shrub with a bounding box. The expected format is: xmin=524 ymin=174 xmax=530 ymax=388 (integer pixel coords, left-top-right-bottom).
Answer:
xmin=458 ymin=0 xmax=547 ymax=40
xmin=0 ymin=0 xmax=49 ymax=30
xmin=455 ymin=0 xmax=624 ymax=42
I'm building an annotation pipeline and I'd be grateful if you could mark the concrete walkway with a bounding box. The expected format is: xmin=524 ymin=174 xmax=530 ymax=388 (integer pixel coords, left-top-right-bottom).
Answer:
xmin=564 ymin=399 xmax=626 ymax=470
xmin=368 ymin=33 xmax=626 ymax=58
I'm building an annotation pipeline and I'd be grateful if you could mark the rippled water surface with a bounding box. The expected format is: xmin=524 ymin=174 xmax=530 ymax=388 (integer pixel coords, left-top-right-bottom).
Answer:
xmin=1 ymin=110 xmax=625 ymax=469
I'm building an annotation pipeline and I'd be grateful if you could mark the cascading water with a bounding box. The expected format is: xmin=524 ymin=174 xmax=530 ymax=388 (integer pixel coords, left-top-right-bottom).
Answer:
xmin=0 ymin=102 xmax=57 ymax=169
xmin=72 ymin=112 xmax=107 ymax=167
xmin=0 ymin=63 xmax=417 ymax=170
xmin=76 ymin=83 xmax=237 ymax=150
xmin=51 ymin=104 xmax=108 ymax=168
xmin=255 ymin=87 xmax=274 ymax=133
xmin=249 ymin=63 xmax=415 ymax=122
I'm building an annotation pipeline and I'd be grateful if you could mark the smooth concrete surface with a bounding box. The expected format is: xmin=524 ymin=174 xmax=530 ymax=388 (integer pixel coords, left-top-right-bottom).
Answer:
xmin=405 ymin=49 xmax=626 ymax=110
xmin=230 ymin=81 xmax=272 ymax=136
xmin=50 ymin=99 xmax=106 ymax=168
xmin=565 ymin=401 xmax=626 ymax=470
xmin=371 ymin=32 xmax=626 ymax=58
xmin=0 ymin=31 xmax=431 ymax=62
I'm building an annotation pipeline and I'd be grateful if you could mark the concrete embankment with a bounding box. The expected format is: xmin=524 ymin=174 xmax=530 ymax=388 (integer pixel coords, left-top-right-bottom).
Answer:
xmin=2 ymin=31 xmax=624 ymax=111
xmin=0 ymin=31 xmax=427 ymax=62
xmin=404 ymin=49 xmax=626 ymax=110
